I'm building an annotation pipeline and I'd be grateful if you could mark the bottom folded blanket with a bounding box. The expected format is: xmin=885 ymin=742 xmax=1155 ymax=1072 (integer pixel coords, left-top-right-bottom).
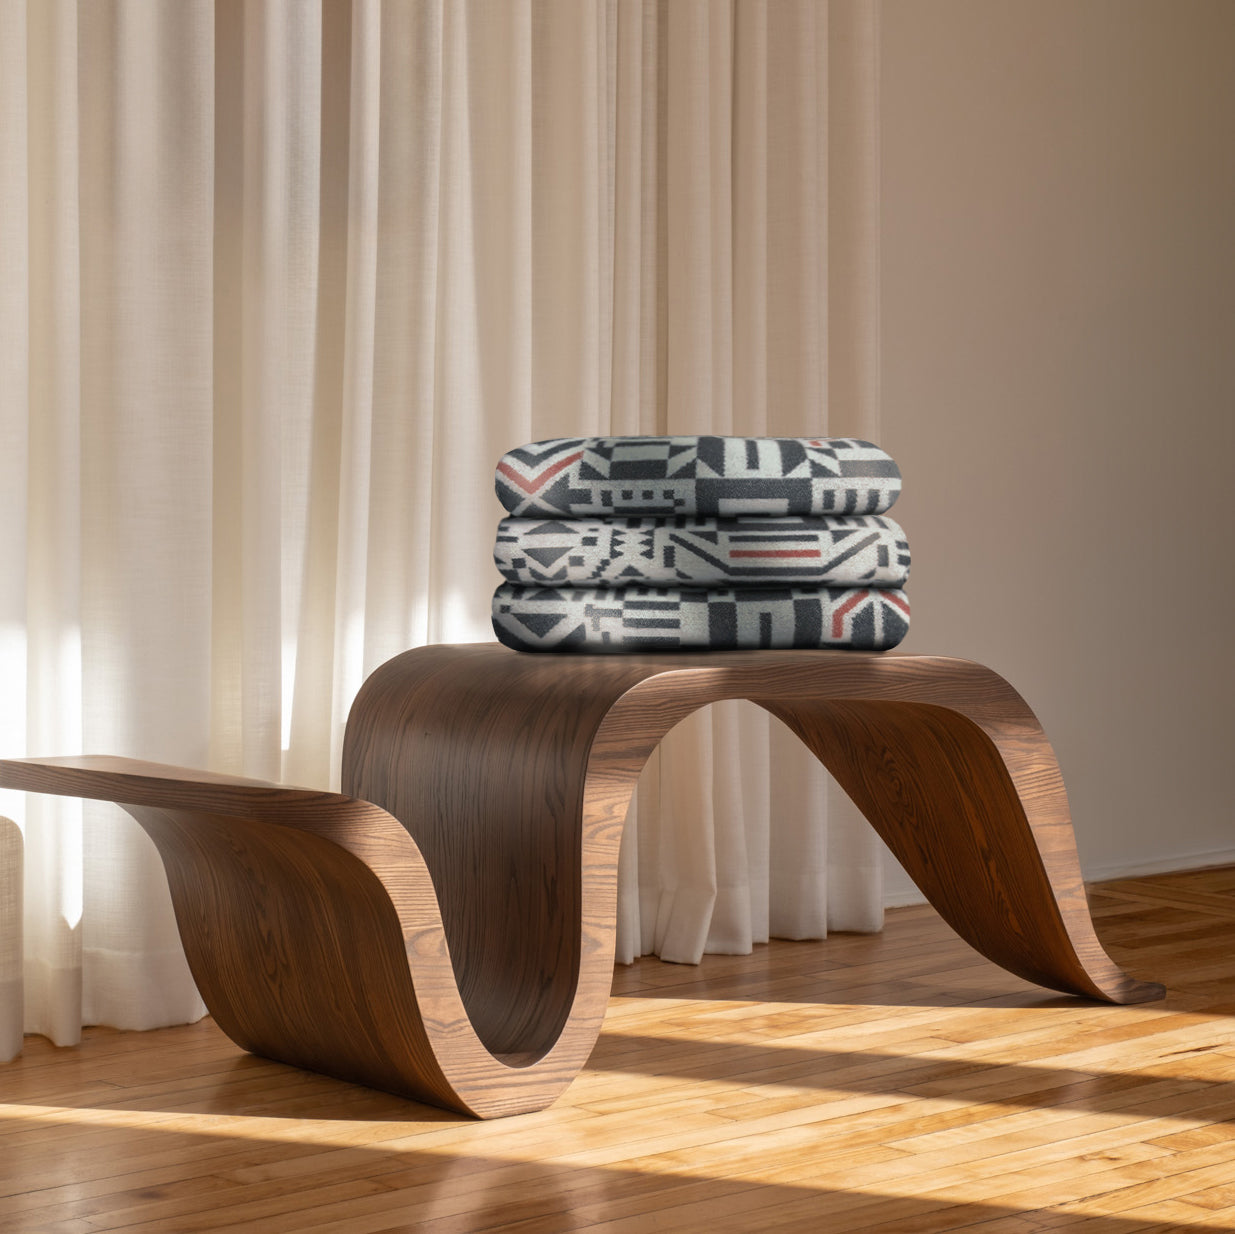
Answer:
xmin=492 ymin=583 xmax=910 ymax=652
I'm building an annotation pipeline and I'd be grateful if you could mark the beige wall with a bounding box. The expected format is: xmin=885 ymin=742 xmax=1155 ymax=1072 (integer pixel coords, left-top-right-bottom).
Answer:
xmin=879 ymin=0 xmax=1235 ymax=901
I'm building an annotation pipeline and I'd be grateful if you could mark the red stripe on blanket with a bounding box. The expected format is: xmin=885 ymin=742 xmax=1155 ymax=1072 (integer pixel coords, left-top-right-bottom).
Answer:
xmin=831 ymin=589 xmax=870 ymax=640
xmin=497 ymin=451 xmax=584 ymax=495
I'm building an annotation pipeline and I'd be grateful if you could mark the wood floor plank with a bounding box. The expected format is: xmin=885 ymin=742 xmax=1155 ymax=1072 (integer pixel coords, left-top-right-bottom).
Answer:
xmin=0 ymin=865 xmax=1232 ymax=1232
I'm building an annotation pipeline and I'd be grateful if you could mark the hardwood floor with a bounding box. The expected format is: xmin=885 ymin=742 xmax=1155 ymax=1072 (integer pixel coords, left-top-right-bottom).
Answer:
xmin=1 ymin=866 xmax=1233 ymax=1232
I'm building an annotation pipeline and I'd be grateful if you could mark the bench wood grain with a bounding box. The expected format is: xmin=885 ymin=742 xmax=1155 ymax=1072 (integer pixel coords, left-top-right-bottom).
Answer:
xmin=0 ymin=645 xmax=1163 ymax=1117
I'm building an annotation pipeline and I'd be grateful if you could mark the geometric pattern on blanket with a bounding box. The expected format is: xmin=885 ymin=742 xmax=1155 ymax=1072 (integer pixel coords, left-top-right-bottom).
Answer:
xmin=495 ymin=436 xmax=901 ymax=519
xmin=492 ymin=583 xmax=911 ymax=652
xmin=495 ymin=514 xmax=911 ymax=590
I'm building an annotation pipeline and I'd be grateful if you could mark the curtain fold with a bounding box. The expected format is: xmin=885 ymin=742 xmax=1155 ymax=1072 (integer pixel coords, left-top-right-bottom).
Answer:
xmin=0 ymin=0 xmax=884 ymax=1048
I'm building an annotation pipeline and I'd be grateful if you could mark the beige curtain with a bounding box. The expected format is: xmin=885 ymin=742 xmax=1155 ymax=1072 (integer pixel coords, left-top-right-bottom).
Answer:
xmin=0 ymin=0 xmax=884 ymax=1048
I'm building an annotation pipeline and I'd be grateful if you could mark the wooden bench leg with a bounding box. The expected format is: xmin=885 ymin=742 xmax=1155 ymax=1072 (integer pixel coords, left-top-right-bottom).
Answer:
xmin=766 ymin=695 xmax=1163 ymax=1004
xmin=0 ymin=757 xmax=588 ymax=1117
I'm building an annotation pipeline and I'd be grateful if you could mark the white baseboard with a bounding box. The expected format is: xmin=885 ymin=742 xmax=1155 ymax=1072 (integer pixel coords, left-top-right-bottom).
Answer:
xmin=881 ymin=847 xmax=1235 ymax=911
xmin=1081 ymin=847 xmax=1235 ymax=886
xmin=881 ymin=855 xmax=926 ymax=908
xmin=883 ymin=884 xmax=928 ymax=909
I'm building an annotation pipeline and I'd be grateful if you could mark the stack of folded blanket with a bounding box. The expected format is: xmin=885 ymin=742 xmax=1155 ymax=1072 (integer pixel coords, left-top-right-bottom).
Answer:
xmin=491 ymin=436 xmax=911 ymax=652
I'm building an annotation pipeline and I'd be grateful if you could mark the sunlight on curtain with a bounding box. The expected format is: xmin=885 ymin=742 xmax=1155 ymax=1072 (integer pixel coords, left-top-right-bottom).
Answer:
xmin=0 ymin=0 xmax=884 ymax=1047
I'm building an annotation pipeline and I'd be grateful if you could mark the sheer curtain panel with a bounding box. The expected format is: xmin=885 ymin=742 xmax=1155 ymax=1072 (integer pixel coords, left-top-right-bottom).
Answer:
xmin=0 ymin=0 xmax=885 ymax=1049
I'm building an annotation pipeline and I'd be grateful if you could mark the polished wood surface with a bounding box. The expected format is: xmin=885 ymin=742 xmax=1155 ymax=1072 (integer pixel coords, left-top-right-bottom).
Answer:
xmin=0 ymin=645 xmax=1163 ymax=1118
xmin=0 ymin=866 xmax=1228 ymax=1233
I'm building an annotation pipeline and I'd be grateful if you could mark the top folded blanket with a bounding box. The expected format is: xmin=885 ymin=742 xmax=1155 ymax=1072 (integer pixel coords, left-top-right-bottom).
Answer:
xmin=496 ymin=436 xmax=901 ymax=519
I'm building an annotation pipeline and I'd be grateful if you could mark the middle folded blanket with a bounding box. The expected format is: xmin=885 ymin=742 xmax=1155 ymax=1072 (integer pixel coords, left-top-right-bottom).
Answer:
xmin=495 ymin=514 xmax=911 ymax=590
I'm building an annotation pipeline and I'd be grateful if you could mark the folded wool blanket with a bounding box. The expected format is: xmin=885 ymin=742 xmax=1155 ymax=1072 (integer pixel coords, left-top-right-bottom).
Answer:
xmin=492 ymin=583 xmax=910 ymax=653
xmin=496 ymin=436 xmax=901 ymax=519
xmin=495 ymin=514 xmax=911 ymax=590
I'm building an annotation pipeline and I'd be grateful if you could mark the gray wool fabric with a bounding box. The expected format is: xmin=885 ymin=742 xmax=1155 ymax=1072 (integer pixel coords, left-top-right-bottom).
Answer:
xmin=495 ymin=514 xmax=910 ymax=591
xmin=491 ymin=435 xmax=912 ymax=654
xmin=492 ymin=583 xmax=911 ymax=653
xmin=495 ymin=436 xmax=901 ymax=518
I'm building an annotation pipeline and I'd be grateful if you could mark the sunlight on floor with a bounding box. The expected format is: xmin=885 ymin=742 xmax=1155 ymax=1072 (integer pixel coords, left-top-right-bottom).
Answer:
xmin=1 ymin=1091 xmax=1233 ymax=1230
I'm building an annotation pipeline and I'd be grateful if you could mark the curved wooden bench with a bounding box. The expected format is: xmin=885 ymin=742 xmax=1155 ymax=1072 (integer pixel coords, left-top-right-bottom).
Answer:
xmin=0 ymin=645 xmax=1163 ymax=1117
